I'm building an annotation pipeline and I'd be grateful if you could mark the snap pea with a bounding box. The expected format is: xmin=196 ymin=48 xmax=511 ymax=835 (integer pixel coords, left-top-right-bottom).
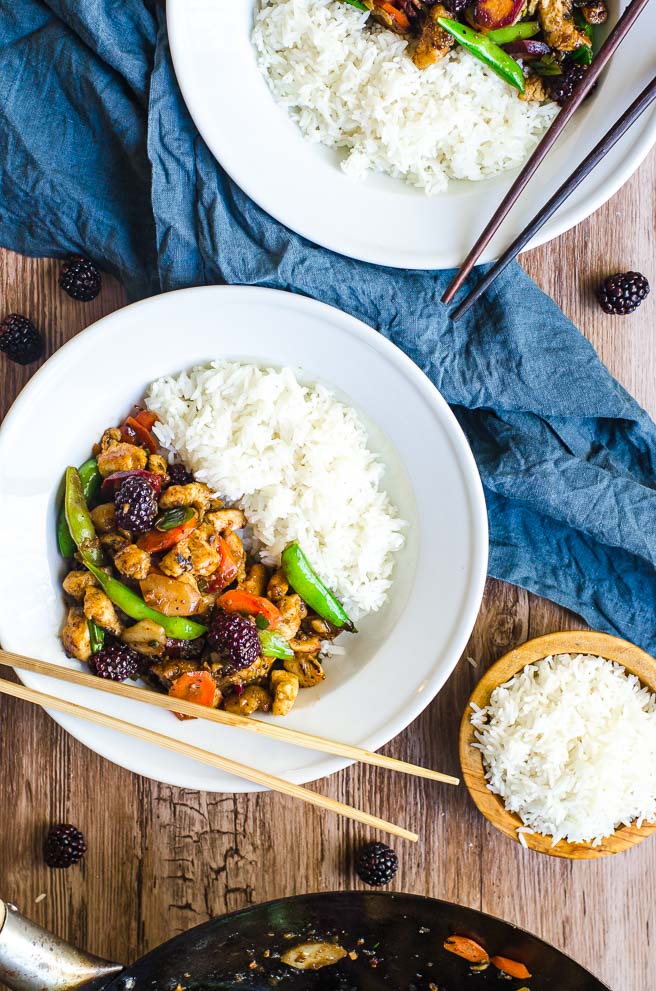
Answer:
xmin=57 ymin=458 xmax=101 ymax=557
xmin=64 ymin=467 xmax=104 ymax=566
xmin=486 ymin=21 xmax=539 ymax=44
xmin=572 ymin=13 xmax=593 ymax=65
xmin=84 ymin=560 xmax=208 ymax=641
xmin=258 ymin=629 xmax=295 ymax=661
xmin=437 ymin=17 xmax=525 ymax=93
xmin=340 ymin=0 xmax=369 ymax=9
xmin=281 ymin=542 xmax=356 ymax=633
xmin=88 ymin=619 xmax=105 ymax=655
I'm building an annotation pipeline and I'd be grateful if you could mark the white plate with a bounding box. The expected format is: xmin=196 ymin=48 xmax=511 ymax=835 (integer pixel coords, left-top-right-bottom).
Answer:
xmin=0 ymin=287 xmax=487 ymax=792
xmin=167 ymin=0 xmax=656 ymax=271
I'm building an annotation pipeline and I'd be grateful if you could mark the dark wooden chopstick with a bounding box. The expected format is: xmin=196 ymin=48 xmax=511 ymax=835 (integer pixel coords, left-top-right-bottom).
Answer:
xmin=441 ymin=0 xmax=651 ymax=305
xmin=450 ymin=73 xmax=656 ymax=321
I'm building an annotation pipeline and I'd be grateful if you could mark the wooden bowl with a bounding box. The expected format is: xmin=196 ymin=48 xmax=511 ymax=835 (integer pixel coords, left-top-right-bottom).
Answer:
xmin=460 ymin=630 xmax=656 ymax=860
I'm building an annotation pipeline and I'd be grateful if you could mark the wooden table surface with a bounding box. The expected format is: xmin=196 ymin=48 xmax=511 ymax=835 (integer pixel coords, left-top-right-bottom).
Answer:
xmin=1 ymin=153 xmax=655 ymax=991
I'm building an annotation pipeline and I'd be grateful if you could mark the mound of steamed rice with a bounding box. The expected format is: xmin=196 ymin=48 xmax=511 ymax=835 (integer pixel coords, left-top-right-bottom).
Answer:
xmin=471 ymin=653 xmax=656 ymax=846
xmin=252 ymin=0 xmax=559 ymax=194
xmin=146 ymin=362 xmax=405 ymax=620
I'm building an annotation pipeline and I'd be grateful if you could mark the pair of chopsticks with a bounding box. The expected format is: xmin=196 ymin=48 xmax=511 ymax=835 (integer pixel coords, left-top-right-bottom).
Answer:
xmin=442 ymin=0 xmax=653 ymax=321
xmin=0 ymin=648 xmax=459 ymax=842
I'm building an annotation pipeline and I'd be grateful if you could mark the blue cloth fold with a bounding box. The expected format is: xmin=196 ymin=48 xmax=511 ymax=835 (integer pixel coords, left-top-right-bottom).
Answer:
xmin=2 ymin=1 xmax=655 ymax=651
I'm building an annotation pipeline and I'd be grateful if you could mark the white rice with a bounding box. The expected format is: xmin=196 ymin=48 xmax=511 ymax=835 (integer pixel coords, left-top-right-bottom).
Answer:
xmin=146 ymin=362 xmax=405 ymax=619
xmin=252 ymin=0 xmax=558 ymax=194
xmin=471 ymin=653 xmax=656 ymax=846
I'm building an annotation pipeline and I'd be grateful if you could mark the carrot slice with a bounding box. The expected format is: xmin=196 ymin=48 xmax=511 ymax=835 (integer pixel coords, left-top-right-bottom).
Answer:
xmin=134 ymin=410 xmax=158 ymax=430
xmin=491 ymin=956 xmax=532 ymax=979
xmin=217 ymin=590 xmax=281 ymax=629
xmin=122 ymin=415 xmax=158 ymax=453
xmin=169 ymin=671 xmax=216 ymax=720
xmin=137 ymin=511 xmax=198 ymax=553
xmin=373 ymin=0 xmax=410 ymax=29
xmin=443 ymin=936 xmax=490 ymax=964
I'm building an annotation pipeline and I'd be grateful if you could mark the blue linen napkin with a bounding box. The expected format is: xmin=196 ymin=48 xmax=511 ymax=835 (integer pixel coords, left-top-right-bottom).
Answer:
xmin=2 ymin=2 xmax=656 ymax=652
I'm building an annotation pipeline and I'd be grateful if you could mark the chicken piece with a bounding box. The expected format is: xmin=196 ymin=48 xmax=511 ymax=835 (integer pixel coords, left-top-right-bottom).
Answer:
xmin=205 ymin=508 xmax=246 ymax=535
xmin=149 ymin=658 xmax=208 ymax=690
xmin=224 ymin=530 xmax=247 ymax=583
xmin=213 ymin=654 xmax=276 ymax=695
xmin=121 ymin=619 xmax=167 ymax=658
xmin=159 ymin=539 xmax=194 ymax=577
xmin=140 ymin=573 xmax=201 ymax=616
xmin=62 ymin=606 xmax=92 ymax=662
xmin=412 ymin=4 xmax=454 ymax=69
xmin=224 ymin=685 xmax=272 ymax=716
xmin=289 ymin=634 xmax=322 ymax=655
xmin=519 ymin=74 xmax=549 ymax=102
xmin=537 ymin=0 xmax=591 ymax=51
xmin=62 ymin=569 xmax=98 ymax=601
xmin=270 ymin=669 xmax=299 ymax=716
xmin=284 ymin=654 xmax=326 ymax=689
xmin=159 ymin=482 xmax=212 ymax=518
xmin=579 ymin=0 xmax=607 ymax=22
xmin=305 ymin=615 xmax=341 ymax=640
xmin=186 ymin=531 xmax=221 ymax=577
xmin=275 ymin=594 xmax=307 ymax=642
xmin=96 ymin=431 xmax=148 ymax=478
xmin=207 ymin=497 xmax=224 ymax=512
xmin=83 ymin=587 xmax=122 ymax=635
xmin=239 ymin=564 xmax=268 ymax=597
xmin=90 ymin=503 xmax=117 ymax=534
xmin=267 ymin=569 xmax=289 ymax=603
xmin=100 ymin=532 xmax=131 ymax=558
xmin=147 ymin=453 xmax=168 ymax=477
xmin=280 ymin=943 xmax=347 ymax=971
xmin=114 ymin=544 xmax=152 ymax=581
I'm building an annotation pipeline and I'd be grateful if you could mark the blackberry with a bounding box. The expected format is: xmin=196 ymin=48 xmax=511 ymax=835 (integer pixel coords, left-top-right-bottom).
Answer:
xmin=596 ymin=271 xmax=650 ymax=315
xmin=355 ymin=841 xmax=398 ymax=886
xmin=547 ymin=61 xmax=589 ymax=106
xmin=90 ymin=641 xmax=141 ymax=681
xmin=208 ymin=609 xmax=261 ymax=670
xmin=44 ymin=824 xmax=86 ymax=868
xmin=167 ymin=462 xmax=195 ymax=486
xmin=115 ymin=475 xmax=158 ymax=533
xmin=0 ymin=314 xmax=44 ymax=365
xmin=59 ymin=255 xmax=102 ymax=302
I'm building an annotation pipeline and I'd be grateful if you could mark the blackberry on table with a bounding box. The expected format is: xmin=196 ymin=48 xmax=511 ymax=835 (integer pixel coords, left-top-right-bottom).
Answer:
xmin=596 ymin=271 xmax=650 ymax=315
xmin=115 ymin=475 xmax=158 ymax=533
xmin=44 ymin=824 xmax=86 ymax=868
xmin=355 ymin=841 xmax=399 ymax=886
xmin=90 ymin=641 xmax=141 ymax=681
xmin=0 ymin=314 xmax=44 ymax=365
xmin=208 ymin=609 xmax=261 ymax=670
xmin=59 ymin=255 xmax=102 ymax=302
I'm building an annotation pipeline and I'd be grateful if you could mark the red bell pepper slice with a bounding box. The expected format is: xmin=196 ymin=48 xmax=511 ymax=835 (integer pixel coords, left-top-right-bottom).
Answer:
xmin=121 ymin=415 xmax=158 ymax=453
xmin=134 ymin=410 xmax=158 ymax=430
xmin=100 ymin=469 xmax=162 ymax=499
xmin=206 ymin=537 xmax=239 ymax=593
xmin=137 ymin=511 xmax=198 ymax=553
xmin=217 ymin=590 xmax=281 ymax=629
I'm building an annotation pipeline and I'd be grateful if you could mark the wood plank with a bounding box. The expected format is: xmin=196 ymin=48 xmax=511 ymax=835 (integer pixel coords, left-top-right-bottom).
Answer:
xmin=0 ymin=144 xmax=654 ymax=991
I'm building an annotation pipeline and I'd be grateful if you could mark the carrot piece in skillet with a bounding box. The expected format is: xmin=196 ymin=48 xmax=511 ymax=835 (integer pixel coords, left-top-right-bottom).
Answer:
xmin=443 ymin=935 xmax=490 ymax=964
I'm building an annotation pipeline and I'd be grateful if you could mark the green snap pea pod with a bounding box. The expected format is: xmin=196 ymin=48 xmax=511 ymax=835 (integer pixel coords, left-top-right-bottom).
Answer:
xmin=258 ymin=629 xmax=295 ymax=661
xmin=340 ymin=0 xmax=369 ymax=9
xmin=437 ymin=18 xmax=525 ymax=93
xmin=83 ymin=560 xmax=207 ymax=641
xmin=281 ymin=542 xmax=356 ymax=633
xmin=571 ymin=14 xmax=593 ymax=64
xmin=88 ymin=619 xmax=105 ymax=655
xmin=58 ymin=458 xmax=101 ymax=557
xmin=486 ymin=21 xmax=539 ymax=44
xmin=64 ymin=467 xmax=104 ymax=566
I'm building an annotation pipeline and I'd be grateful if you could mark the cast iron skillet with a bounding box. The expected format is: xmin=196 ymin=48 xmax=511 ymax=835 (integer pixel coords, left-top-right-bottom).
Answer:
xmin=64 ymin=892 xmax=609 ymax=991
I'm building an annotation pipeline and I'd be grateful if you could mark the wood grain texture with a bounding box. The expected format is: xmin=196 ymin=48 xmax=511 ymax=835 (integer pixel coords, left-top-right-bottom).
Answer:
xmin=460 ymin=631 xmax=656 ymax=859
xmin=0 ymin=149 xmax=655 ymax=990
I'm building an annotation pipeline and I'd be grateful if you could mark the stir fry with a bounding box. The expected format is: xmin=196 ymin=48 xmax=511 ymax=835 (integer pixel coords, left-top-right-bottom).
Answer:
xmin=342 ymin=0 xmax=605 ymax=101
xmin=58 ymin=409 xmax=355 ymax=719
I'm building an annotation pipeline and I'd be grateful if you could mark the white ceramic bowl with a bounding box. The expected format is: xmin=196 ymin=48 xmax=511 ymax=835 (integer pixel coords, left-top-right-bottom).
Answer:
xmin=0 ymin=287 xmax=487 ymax=791
xmin=167 ymin=0 xmax=656 ymax=271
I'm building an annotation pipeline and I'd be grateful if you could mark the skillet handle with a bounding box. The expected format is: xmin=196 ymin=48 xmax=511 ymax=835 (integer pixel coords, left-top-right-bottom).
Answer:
xmin=0 ymin=900 xmax=123 ymax=991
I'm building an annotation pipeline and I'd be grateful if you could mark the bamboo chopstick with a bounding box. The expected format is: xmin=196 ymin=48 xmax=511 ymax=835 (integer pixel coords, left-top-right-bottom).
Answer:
xmin=0 ymin=675 xmax=418 ymax=842
xmin=450 ymin=73 xmax=656 ymax=321
xmin=441 ymin=0 xmax=651 ymax=306
xmin=0 ymin=649 xmax=458 ymax=786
